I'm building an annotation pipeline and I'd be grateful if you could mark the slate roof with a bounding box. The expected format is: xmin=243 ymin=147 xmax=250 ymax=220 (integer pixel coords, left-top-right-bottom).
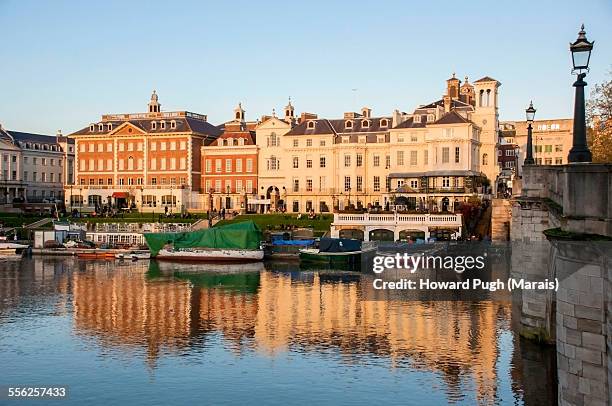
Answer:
xmin=431 ymin=110 xmax=470 ymax=125
xmin=287 ymin=117 xmax=392 ymax=136
xmin=70 ymin=115 xmax=221 ymax=138
xmin=8 ymin=131 xmax=66 ymax=145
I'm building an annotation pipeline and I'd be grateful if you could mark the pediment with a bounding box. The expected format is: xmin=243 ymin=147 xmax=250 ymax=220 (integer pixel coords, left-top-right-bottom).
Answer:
xmin=109 ymin=122 xmax=147 ymax=136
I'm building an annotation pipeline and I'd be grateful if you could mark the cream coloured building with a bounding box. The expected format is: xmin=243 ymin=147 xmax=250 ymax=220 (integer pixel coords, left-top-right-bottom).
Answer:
xmin=254 ymin=74 xmax=500 ymax=213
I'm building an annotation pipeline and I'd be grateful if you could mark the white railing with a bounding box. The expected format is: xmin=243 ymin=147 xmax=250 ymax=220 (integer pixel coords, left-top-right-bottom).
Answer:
xmin=334 ymin=212 xmax=462 ymax=226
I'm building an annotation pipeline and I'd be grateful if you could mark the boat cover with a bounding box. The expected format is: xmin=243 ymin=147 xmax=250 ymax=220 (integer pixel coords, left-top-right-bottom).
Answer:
xmin=318 ymin=238 xmax=361 ymax=253
xmin=272 ymin=239 xmax=314 ymax=246
xmin=144 ymin=221 xmax=262 ymax=257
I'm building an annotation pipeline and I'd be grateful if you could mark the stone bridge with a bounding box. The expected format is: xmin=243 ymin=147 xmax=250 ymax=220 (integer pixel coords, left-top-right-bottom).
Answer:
xmin=512 ymin=163 xmax=612 ymax=406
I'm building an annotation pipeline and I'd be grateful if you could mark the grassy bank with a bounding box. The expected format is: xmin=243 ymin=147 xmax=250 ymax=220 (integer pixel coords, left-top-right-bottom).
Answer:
xmin=215 ymin=214 xmax=333 ymax=235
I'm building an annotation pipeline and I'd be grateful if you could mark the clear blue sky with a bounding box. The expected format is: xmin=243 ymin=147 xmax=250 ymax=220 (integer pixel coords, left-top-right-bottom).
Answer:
xmin=1 ymin=0 xmax=611 ymax=135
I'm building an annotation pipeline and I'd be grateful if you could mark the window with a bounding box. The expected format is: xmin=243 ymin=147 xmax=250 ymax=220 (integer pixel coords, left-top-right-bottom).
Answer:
xmin=319 ymin=176 xmax=326 ymax=191
xmin=385 ymin=155 xmax=391 ymax=169
xmin=442 ymin=147 xmax=449 ymax=163
xmin=215 ymin=159 xmax=222 ymax=172
xmin=427 ymin=114 xmax=435 ymax=122
xmin=267 ymin=133 xmax=279 ymax=147
xmin=160 ymin=121 xmax=166 ymax=130
xmin=380 ymin=119 xmax=388 ymax=127
xmin=455 ymin=147 xmax=460 ymax=163
xmin=362 ymin=120 xmax=370 ymax=128
xmin=545 ymin=158 xmax=552 ymax=165
xmin=410 ymin=151 xmax=417 ymax=166
xmin=152 ymin=122 xmax=157 ymax=130
xmin=535 ymin=145 xmax=542 ymax=153
xmin=206 ymin=159 xmax=212 ymax=173
xmin=306 ymin=159 xmax=312 ymax=168
xmin=320 ymin=140 xmax=326 ymax=147
xmin=386 ymin=177 xmax=391 ymax=192
xmin=150 ymin=142 xmax=156 ymax=151
xmin=414 ymin=115 xmax=421 ymax=123
xmin=306 ymin=178 xmax=313 ymax=192
xmin=160 ymin=142 xmax=166 ymax=151
xmin=306 ymin=139 xmax=312 ymax=147
xmin=442 ymin=176 xmax=450 ymax=188
xmin=319 ymin=156 xmax=326 ymax=168
xmin=180 ymin=140 xmax=186 ymax=150
xmin=345 ymin=121 xmax=353 ymax=129
xmin=171 ymin=120 xmax=176 ymax=129
xmin=482 ymin=153 xmax=489 ymax=165
xmin=246 ymin=159 xmax=253 ymax=173
xmin=267 ymin=156 xmax=279 ymax=171
xmin=555 ymin=144 xmax=563 ymax=152
xmin=555 ymin=157 xmax=563 ymax=164
xmin=225 ymin=159 xmax=232 ymax=172
xmin=356 ymin=154 xmax=363 ymax=167
xmin=98 ymin=123 xmax=103 ymax=131
xmin=236 ymin=159 xmax=242 ymax=172
xmin=235 ymin=180 xmax=243 ymax=193
xmin=356 ymin=176 xmax=363 ymax=192
xmin=344 ymin=176 xmax=351 ymax=192
xmin=97 ymin=143 xmax=103 ymax=152
xmin=293 ymin=139 xmax=299 ymax=147
xmin=373 ymin=155 xmax=380 ymax=167
xmin=411 ymin=135 xmax=418 ymax=142
xmin=373 ymin=176 xmax=380 ymax=192
xmin=293 ymin=157 xmax=299 ymax=168
xmin=215 ymin=180 xmax=222 ymax=193
xmin=410 ymin=180 xmax=418 ymax=189
xmin=544 ymin=145 xmax=553 ymax=153
xmin=246 ymin=180 xmax=253 ymax=193
xmin=307 ymin=121 xmax=315 ymax=129
xmin=160 ymin=158 xmax=166 ymax=170
xmin=151 ymin=177 xmax=157 ymax=185
xmin=397 ymin=151 xmax=404 ymax=166
xmin=170 ymin=157 xmax=176 ymax=170
xmin=344 ymin=154 xmax=351 ymax=167
xmin=161 ymin=195 xmax=176 ymax=206
xmin=293 ymin=178 xmax=299 ymax=192
xmin=292 ymin=201 xmax=299 ymax=213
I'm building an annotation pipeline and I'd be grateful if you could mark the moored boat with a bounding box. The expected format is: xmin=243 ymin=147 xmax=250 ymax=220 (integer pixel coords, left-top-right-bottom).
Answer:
xmin=115 ymin=250 xmax=151 ymax=260
xmin=144 ymin=221 xmax=263 ymax=262
xmin=0 ymin=242 xmax=29 ymax=257
xmin=299 ymin=238 xmax=376 ymax=269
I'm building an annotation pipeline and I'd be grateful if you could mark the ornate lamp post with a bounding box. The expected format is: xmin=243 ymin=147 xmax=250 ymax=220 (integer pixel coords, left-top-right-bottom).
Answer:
xmin=524 ymin=101 xmax=536 ymax=165
xmin=568 ymin=24 xmax=594 ymax=163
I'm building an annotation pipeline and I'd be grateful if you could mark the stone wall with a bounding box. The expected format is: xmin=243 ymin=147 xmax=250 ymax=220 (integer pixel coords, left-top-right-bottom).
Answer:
xmin=491 ymin=198 xmax=511 ymax=241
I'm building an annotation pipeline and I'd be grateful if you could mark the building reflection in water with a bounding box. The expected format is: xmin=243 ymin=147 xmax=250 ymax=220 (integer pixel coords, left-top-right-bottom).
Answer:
xmin=0 ymin=257 xmax=556 ymax=405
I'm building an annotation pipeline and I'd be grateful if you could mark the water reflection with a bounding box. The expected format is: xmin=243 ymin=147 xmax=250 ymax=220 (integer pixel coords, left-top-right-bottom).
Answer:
xmin=0 ymin=257 xmax=557 ymax=405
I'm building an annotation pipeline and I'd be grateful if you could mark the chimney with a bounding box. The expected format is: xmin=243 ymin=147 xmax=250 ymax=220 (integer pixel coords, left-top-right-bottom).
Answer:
xmin=443 ymin=95 xmax=451 ymax=113
xmin=361 ymin=107 xmax=371 ymax=118
xmin=56 ymin=129 xmax=63 ymax=137
xmin=392 ymin=109 xmax=402 ymax=128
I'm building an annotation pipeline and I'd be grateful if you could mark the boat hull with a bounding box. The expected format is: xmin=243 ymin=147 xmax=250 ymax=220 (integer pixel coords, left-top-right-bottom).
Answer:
xmin=155 ymin=248 xmax=264 ymax=262
xmin=299 ymin=249 xmax=362 ymax=268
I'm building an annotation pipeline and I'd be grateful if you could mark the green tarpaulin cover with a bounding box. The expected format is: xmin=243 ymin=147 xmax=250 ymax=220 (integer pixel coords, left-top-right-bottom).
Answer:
xmin=144 ymin=221 xmax=262 ymax=257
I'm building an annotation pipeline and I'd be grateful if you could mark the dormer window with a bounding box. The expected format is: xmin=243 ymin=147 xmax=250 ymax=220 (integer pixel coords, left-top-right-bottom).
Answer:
xmin=345 ymin=120 xmax=353 ymax=129
xmin=238 ymin=138 xmax=244 ymax=146
xmin=427 ymin=114 xmax=435 ymax=122
xmin=227 ymin=138 xmax=233 ymax=146
xmin=151 ymin=121 xmax=157 ymax=130
xmin=380 ymin=119 xmax=388 ymax=127
xmin=160 ymin=121 xmax=166 ymax=130
xmin=414 ymin=115 xmax=421 ymax=123
xmin=218 ymin=139 xmax=223 ymax=146
xmin=361 ymin=120 xmax=370 ymax=128
xmin=170 ymin=120 xmax=176 ymax=129
xmin=98 ymin=123 xmax=103 ymax=131
xmin=107 ymin=123 xmax=113 ymax=131
xmin=89 ymin=124 xmax=95 ymax=132
xmin=307 ymin=121 xmax=315 ymax=129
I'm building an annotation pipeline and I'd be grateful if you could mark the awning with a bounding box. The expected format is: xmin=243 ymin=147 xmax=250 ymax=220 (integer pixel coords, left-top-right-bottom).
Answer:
xmin=112 ymin=192 xmax=129 ymax=198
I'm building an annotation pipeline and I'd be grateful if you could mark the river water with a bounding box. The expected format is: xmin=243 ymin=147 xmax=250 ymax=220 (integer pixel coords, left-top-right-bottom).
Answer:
xmin=0 ymin=256 xmax=556 ymax=405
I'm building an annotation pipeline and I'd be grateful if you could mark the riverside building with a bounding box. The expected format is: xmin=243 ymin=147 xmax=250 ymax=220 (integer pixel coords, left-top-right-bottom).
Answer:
xmin=66 ymin=92 xmax=220 ymax=213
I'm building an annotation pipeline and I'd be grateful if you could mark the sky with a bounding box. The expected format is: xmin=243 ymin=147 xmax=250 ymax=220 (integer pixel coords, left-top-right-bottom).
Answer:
xmin=1 ymin=0 xmax=611 ymax=135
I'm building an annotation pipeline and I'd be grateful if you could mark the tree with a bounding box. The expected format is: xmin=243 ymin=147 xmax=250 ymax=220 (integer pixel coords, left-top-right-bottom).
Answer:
xmin=587 ymin=69 xmax=612 ymax=163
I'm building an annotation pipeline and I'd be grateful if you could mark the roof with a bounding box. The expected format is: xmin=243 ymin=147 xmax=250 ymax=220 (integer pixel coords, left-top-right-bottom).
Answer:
xmin=416 ymin=98 xmax=473 ymax=111
xmin=392 ymin=117 xmax=426 ymax=129
xmin=8 ymin=131 xmax=59 ymax=144
xmin=474 ymin=76 xmax=498 ymax=83
xmin=431 ymin=110 xmax=470 ymax=125
xmin=286 ymin=116 xmax=391 ymax=136
xmin=70 ymin=114 xmax=221 ymax=138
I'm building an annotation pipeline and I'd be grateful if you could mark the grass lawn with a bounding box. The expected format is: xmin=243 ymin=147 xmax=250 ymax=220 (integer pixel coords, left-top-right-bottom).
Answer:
xmin=215 ymin=214 xmax=333 ymax=234
xmin=0 ymin=213 xmax=51 ymax=227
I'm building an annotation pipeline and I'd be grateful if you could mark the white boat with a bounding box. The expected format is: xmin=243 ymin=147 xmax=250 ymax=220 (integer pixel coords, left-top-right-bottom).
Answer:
xmin=115 ymin=250 xmax=151 ymax=260
xmin=156 ymin=247 xmax=264 ymax=262
xmin=0 ymin=242 xmax=29 ymax=257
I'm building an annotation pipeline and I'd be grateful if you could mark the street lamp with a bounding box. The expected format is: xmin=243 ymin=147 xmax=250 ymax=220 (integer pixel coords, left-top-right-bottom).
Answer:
xmin=524 ymin=101 xmax=536 ymax=165
xmin=568 ymin=24 xmax=594 ymax=163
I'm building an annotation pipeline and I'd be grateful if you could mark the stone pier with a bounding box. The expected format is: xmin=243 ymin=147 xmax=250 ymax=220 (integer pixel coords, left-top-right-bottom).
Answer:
xmin=511 ymin=163 xmax=612 ymax=405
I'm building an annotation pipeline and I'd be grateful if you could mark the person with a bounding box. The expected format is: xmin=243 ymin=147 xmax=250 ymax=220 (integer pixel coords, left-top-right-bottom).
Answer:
xmin=221 ymin=208 xmax=225 ymax=219
xmin=164 ymin=206 xmax=168 ymax=216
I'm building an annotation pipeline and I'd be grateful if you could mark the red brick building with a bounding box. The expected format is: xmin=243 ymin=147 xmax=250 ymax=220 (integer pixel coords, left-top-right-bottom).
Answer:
xmin=202 ymin=104 xmax=258 ymax=212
